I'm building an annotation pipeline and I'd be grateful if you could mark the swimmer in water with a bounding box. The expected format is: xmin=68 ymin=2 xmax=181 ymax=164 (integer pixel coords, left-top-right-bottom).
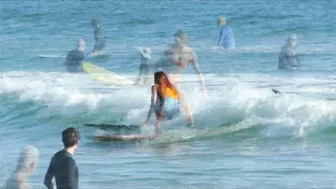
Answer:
xmin=134 ymin=47 xmax=152 ymax=85
xmin=278 ymin=33 xmax=300 ymax=70
xmin=217 ymin=16 xmax=235 ymax=49
xmin=64 ymin=38 xmax=86 ymax=73
xmin=155 ymin=30 xmax=207 ymax=95
xmin=144 ymin=71 xmax=194 ymax=135
xmin=3 ymin=145 xmax=39 ymax=189
xmin=88 ymin=19 xmax=107 ymax=57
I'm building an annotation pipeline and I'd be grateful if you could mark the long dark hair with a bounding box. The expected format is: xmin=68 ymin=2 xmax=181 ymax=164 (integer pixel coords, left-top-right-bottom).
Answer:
xmin=154 ymin=71 xmax=174 ymax=93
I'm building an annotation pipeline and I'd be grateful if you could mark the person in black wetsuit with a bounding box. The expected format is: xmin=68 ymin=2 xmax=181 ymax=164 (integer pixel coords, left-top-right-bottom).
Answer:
xmin=44 ymin=127 xmax=81 ymax=189
xmin=64 ymin=38 xmax=86 ymax=73
xmin=88 ymin=19 xmax=107 ymax=57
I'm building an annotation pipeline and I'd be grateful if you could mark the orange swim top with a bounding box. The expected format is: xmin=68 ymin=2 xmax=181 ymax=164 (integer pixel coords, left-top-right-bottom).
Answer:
xmin=161 ymin=86 xmax=179 ymax=100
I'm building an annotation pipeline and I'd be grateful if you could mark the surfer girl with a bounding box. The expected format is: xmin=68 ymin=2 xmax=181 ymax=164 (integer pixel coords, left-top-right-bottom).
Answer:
xmin=144 ymin=71 xmax=194 ymax=135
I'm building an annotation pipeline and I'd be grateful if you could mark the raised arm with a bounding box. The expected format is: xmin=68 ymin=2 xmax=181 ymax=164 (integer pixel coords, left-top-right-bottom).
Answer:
xmin=191 ymin=50 xmax=207 ymax=94
xmin=43 ymin=158 xmax=54 ymax=189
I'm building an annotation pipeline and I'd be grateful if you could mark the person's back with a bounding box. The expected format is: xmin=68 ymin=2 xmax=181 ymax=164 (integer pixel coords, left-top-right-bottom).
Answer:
xmin=44 ymin=127 xmax=80 ymax=189
xmin=64 ymin=39 xmax=86 ymax=73
xmin=4 ymin=172 xmax=30 ymax=189
xmin=45 ymin=150 xmax=78 ymax=189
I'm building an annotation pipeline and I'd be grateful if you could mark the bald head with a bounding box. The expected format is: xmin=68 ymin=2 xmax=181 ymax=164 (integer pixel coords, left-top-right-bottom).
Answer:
xmin=77 ymin=38 xmax=85 ymax=51
xmin=17 ymin=145 xmax=39 ymax=172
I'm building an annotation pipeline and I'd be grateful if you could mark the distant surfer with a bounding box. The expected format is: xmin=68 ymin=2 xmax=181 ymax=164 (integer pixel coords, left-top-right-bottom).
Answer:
xmin=155 ymin=30 xmax=207 ymax=94
xmin=64 ymin=38 xmax=86 ymax=73
xmin=217 ymin=16 xmax=235 ymax=49
xmin=144 ymin=71 xmax=194 ymax=135
xmin=88 ymin=19 xmax=107 ymax=57
xmin=134 ymin=47 xmax=152 ymax=85
xmin=278 ymin=33 xmax=300 ymax=70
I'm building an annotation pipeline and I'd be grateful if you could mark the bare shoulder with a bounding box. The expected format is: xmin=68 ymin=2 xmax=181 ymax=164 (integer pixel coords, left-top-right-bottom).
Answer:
xmin=153 ymin=84 xmax=159 ymax=90
xmin=183 ymin=46 xmax=194 ymax=53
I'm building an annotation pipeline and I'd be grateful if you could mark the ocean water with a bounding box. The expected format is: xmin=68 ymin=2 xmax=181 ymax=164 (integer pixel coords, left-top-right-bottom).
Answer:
xmin=1 ymin=0 xmax=336 ymax=188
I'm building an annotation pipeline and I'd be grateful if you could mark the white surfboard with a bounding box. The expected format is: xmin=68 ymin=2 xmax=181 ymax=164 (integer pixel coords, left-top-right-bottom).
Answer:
xmin=38 ymin=54 xmax=66 ymax=58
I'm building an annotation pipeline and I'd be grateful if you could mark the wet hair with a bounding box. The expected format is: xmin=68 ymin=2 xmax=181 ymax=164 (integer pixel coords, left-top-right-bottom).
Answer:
xmin=17 ymin=145 xmax=39 ymax=170
xmin=62 ymin=127 xmax=80 ymax=148
xmin=154 ymin=71 xmax=174 ymax=89
xmin=174 ymin=30 xmax=188 ymax=44
xmin=92 ymin=19 xmax=100 ymax=26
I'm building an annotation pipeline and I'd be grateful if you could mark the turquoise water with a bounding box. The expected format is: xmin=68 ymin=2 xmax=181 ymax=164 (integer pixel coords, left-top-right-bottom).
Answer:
xmin=1 ymin=0 xmax=336 ymax=188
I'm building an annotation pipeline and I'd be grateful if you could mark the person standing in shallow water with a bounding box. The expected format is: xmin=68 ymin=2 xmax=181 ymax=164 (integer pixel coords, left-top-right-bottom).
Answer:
xmin=217 ymin=16 xmax=235 ymax=49
xmin=134 ymin=47 xmax=152 ymax=85
xmin=3 ymin=145 xmax=39 ymax=189
xmin=44 ymin=127 xmax=80 ymax=189
xmin=155 ymin=30 xmax=207 ymax=95
xmin=278 ymin=33 xmax=300 ymax=70
xmin=88 ymin=19 xmax=107 ymax=57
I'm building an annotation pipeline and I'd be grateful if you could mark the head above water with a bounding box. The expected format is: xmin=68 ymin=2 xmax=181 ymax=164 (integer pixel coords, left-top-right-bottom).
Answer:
xmin=17 ymin=145 xmax=39 ymax=173
xmin=154 ymin=71 xmax=173 ymax=88
xmin=218 ymin=16 xmax=226 ymax=27
xmin=140 ymin=47 xmax=151 ymax=59
xmin=92 ymin=19 xmax=101 ymax=27
xmin=287 ymin=33 xmax=297 ymax=47
xmin=174 ymin=30 xmax=188 ymax=45
xmin=77 ymin=38 xmax=85 ymax=51
xmin=62 ymin=127 xmax=81 ymax=149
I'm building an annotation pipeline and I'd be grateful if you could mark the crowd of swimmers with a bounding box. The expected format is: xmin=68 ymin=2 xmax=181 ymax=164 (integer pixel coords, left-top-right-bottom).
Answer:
xmin=64 ymin=17 xmax=300 ymax=73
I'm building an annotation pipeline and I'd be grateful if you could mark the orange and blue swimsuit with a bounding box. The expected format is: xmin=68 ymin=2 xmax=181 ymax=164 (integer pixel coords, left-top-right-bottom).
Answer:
xmin=154 ymin=86 xmax=180 ymax=120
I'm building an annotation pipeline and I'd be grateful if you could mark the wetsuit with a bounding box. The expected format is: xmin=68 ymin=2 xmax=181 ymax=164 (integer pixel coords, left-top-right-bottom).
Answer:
xmin=217 ymin=26 xmax=235 ymax=49
xmin=44 ymin=149 xmax=79 ymax=189
xmin=92 ymin=27 xmax=107 ymax=52
xmin=64 ymin=50 xmax=85 ymax=73
xmin=146 ymin=85 xmax=180 ymax=120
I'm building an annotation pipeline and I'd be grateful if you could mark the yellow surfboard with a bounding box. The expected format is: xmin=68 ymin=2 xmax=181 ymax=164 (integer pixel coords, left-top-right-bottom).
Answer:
xmin=82 ymin=62 xmax=134 ymax=86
